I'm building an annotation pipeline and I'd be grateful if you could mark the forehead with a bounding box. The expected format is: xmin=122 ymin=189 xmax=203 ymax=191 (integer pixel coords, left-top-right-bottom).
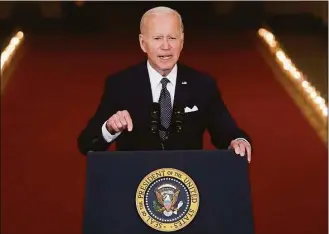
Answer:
xmin=144 ymin=13 xmax=181 ymax=35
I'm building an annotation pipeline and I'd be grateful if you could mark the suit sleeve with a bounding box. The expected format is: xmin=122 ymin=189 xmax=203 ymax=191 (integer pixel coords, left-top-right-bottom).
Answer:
xmin=77 ymin=77 xmax=118 ymax=155
xmin=206 ymin=78 xmax=252 ymax=149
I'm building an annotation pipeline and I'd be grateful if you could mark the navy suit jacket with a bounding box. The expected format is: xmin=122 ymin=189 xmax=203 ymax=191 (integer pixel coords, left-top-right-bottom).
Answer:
xmin=77 ymin=61 xmax=251 ymax=155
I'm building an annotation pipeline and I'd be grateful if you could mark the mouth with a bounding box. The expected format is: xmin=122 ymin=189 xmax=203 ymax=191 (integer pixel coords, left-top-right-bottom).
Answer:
xmin=158 ymin=55 xmax=172 ymax=60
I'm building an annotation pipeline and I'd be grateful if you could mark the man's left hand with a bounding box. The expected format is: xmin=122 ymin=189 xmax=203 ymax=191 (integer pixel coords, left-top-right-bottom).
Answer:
xmin=230 ymin=139 xmax=251 ymax=163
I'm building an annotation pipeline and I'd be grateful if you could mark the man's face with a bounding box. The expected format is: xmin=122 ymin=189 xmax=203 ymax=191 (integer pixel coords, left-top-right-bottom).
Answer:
xmin=139 ymin=12 xmax=184 ymax=76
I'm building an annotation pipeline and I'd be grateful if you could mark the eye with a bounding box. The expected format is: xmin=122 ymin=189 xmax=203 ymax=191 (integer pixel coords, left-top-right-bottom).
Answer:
xmin=154 ymin=37 xmax=161 ymax=40
xmin=169 ymin=37 xmax=176 ymax=40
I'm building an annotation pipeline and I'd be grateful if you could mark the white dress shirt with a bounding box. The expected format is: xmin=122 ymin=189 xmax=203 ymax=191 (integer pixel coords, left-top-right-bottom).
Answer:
xmin=101 ymin=61 xmax=250 ymax=148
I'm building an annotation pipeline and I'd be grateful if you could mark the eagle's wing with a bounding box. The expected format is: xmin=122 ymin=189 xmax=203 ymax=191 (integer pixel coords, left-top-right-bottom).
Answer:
xmin=172 ymin=190 xmax=180 ymax=206
xmin=155 ymin=191 xmax=164 ymax=206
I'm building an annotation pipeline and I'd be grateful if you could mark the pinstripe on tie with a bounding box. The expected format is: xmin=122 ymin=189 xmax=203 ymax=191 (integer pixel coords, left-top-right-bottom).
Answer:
xmin=159 ymin=78 xmax=172 ymax=140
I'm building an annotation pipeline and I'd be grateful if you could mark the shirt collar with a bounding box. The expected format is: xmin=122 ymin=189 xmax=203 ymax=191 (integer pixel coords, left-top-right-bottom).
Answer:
xmin=147 ymin=60 xmax=177 ymax=89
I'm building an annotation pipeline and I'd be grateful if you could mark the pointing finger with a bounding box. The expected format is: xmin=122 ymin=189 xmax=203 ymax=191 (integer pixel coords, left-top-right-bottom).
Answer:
xmin=246 ymin=145 xmax=252 ymax=163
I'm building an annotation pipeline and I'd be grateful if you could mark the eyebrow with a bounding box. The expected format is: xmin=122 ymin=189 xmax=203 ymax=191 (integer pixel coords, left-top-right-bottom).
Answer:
xmin=152 ymin=34 xmax=179 ymax=38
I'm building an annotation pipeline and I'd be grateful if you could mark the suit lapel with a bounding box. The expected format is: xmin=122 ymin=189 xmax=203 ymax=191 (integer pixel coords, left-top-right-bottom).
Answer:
xmin=136 ymin=61 xmax=154 ymax=106
xmin=173 ymin=63 xmax=189 ymax=108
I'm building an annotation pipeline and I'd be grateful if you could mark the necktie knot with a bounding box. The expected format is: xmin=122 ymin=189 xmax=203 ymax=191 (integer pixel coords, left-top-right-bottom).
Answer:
xmin=160 ymin=78 xmax=170 ymax=88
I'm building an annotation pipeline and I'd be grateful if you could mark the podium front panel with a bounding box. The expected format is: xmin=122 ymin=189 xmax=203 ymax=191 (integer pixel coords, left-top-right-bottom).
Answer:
xmin=83 ymin=150 xmax=254 ymax=234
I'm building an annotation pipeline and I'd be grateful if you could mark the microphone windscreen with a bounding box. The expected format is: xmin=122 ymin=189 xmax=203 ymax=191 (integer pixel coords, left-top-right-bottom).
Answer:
xmin=152 ymin=102 xmax=160 ymax=110
xmin=150 ymin=103 xmax=160 ymax=119
xmin=173 ymin=106 xmax=184 ymax=121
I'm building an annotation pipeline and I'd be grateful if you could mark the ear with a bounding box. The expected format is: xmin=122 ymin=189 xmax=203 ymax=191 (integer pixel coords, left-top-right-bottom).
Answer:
xmin=180 ymin=33 xmax=184 ymax=51
xmin=139 ymin=34 xmax=147 ymax=53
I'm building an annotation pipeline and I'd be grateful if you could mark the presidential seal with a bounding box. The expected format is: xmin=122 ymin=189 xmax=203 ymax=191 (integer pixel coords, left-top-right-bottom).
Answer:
xmin=135 ymin=168 xmax=199 ymax=232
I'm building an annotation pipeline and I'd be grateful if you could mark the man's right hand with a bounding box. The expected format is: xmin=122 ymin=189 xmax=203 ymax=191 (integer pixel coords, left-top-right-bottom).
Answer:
xmin=106 ymin=110 xmax=133 ymax=134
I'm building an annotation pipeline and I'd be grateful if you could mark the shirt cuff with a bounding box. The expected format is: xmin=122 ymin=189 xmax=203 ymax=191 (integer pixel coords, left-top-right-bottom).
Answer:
xmin=101 ymin=121 xmax=121 ymax=143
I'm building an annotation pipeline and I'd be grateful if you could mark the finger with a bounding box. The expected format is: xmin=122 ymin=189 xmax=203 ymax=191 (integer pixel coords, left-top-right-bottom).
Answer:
xmin=122 ymin=110 xmax=133 ymax=131
xmin=109 ymin=119 xmax=120 ymax=132
xmin=117 ymin=111 xmax=128 ymax=129
xmin=112 ymin=114 xmax=124 ymax=131
xmin=238 ymin=142 xmax=246 ymax=157
xmin=246 ymin=145 xmax=252 ymax=163
xmin=231 ymin=141 xmax=240 ymax=155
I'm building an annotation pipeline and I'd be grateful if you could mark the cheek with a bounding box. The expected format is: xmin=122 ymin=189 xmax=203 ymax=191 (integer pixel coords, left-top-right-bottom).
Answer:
xmin=172 ymin=47 xmax=182 ymax=56
xmin=170 ymin=42 xmax=183 ymax=53
xmin=148 ymin=45 xmax=160 ymax=56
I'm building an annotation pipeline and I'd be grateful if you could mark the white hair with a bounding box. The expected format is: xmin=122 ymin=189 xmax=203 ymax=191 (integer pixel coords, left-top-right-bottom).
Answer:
xmin=140 ymin=6 xmax=184 ymax=34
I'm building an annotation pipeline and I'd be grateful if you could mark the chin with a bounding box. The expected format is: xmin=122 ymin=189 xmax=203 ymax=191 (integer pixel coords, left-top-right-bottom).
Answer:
xmin=160 ymin=65 xmax=174 ymax=71
xmin=158 ymin=61 xmax=176 ymax=70
xmin=158 ymin=66 xmax=173 ymax=74
xmin=150 ymin=59 xmax=177 ymax=75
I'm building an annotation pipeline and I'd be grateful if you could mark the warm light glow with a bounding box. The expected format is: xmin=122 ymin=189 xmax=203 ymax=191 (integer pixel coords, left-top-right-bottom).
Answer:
xmin=1 ymin=31 xmax=24 ymax=74
xmin=258 ymin=28 xmax=328 ymax=119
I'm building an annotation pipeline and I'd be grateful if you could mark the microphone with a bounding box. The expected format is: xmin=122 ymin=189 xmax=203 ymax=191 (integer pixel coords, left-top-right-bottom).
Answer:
xmin=173 ymin=106 xmax=185 ymax=133
xmin=150 ymin=103 xmax=160 ymax=134
xmin=150 ymin=103 xmax=184 ymax=137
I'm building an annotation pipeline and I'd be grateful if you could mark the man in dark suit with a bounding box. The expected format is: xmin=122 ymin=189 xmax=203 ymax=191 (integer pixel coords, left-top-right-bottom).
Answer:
xmin=77 ymin=6 xmax=252 ymax=162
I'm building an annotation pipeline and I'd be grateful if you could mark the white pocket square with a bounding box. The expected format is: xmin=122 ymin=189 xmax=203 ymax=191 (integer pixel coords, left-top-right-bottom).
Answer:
xmin=184 ymin=105 xmax=198 ymax=113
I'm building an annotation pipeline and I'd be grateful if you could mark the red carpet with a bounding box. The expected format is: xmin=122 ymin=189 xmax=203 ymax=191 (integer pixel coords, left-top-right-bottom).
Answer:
xmin=1 ymin=32 xmax=327 ymax=234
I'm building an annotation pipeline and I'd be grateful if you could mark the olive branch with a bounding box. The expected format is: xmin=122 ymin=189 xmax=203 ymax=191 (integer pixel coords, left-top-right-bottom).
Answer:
xmin=153 ymin=200 xmax=162 ymax=212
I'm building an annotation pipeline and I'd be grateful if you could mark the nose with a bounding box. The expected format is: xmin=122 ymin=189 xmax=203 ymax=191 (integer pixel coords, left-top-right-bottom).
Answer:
xmin=161 ymin=38 xmax=171 ymax=50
